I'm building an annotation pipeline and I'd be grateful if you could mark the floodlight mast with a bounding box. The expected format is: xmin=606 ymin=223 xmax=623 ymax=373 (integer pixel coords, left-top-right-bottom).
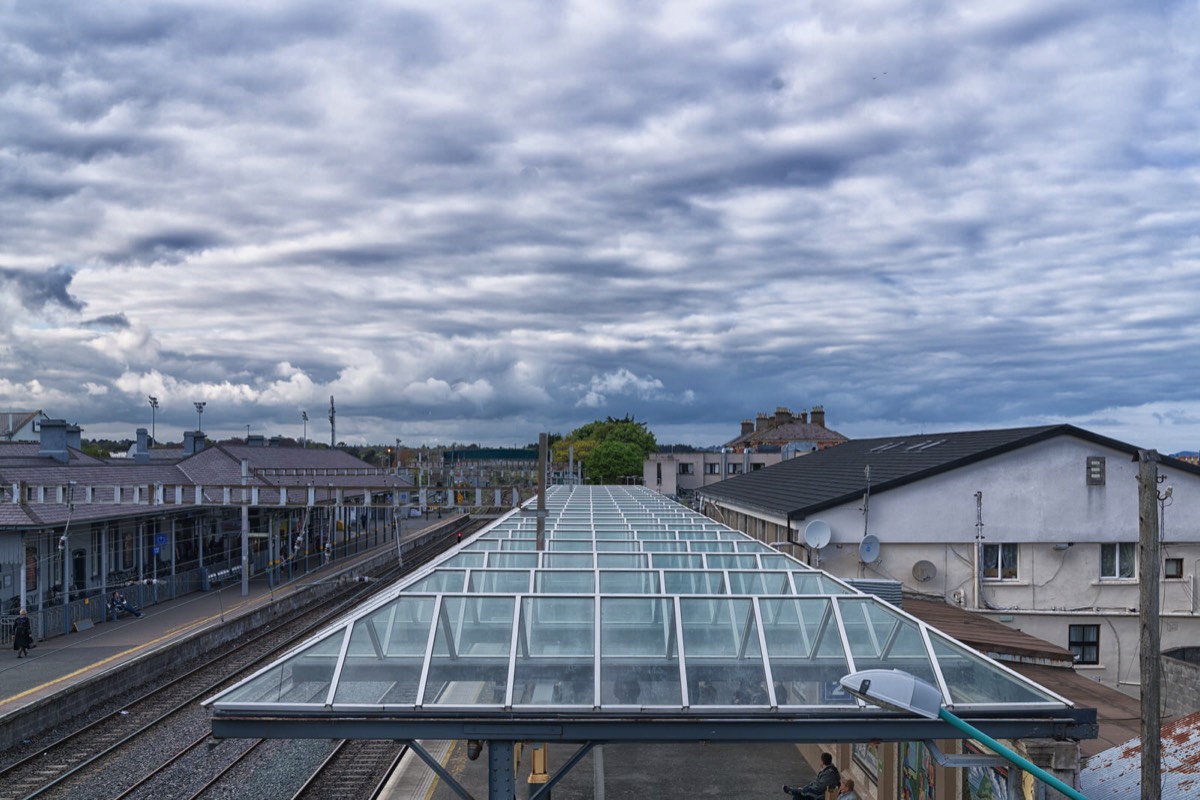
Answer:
xmin=839 ymin=670 xmax=1089 ymax=800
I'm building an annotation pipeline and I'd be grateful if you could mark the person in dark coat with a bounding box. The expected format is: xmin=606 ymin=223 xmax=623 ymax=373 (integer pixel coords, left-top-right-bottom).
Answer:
xmin=111 ymin=590 xmax=143 ymax=619
xmin=12 ymin=608 xmax=33 ymax=658
xmin=784 ymin=751 xmax=840 ymax=799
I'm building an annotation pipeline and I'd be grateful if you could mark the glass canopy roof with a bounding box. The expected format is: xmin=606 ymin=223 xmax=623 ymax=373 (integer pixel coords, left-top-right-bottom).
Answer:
xmin=206 ymin=486 xmax=1072 ymax=717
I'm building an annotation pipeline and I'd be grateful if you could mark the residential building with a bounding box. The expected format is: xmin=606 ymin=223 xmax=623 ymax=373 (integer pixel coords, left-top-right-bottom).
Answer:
xmin=696 ymin=425 xmax=1200 ymax=695
xmin=0 ymin=410 xmax=43 ymax=442
xmin=644 ymin=405 xmax=847 ymax=500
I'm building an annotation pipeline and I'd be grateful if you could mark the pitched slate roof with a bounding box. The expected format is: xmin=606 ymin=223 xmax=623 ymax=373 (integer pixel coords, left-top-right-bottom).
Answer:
xmin=0 ymin=410 xmax=42 ymax=440
xmin=724 ymin=419 xmax=847 ymax=450
xmin=697 ymin=424 xmax=1200 ymax=519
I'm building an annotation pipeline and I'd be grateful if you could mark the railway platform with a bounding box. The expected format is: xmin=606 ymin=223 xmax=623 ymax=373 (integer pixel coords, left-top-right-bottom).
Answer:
xmin=0 ymin=518 xmax=457 ymax=751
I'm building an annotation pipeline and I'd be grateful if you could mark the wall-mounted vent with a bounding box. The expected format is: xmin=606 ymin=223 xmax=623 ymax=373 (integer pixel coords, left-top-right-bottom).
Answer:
xmin=845 ymin=579 xmax=903 ymax=607
xmin=1086 ymin=456 xmax=1106 ymax=486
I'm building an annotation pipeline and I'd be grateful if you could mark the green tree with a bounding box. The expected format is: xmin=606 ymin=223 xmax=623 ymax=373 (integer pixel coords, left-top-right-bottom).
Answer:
xmin=584 ymin=440 xmax=644 ymax=484
xmin=552 ymin=416 xmax=657 ymax=483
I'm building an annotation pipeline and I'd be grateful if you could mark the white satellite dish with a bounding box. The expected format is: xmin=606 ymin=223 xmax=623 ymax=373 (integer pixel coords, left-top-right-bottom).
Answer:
xmin=912 ymin=560 xmax=937 ymax=582
xmin=859 ymin=534 xmax=881 ymax=564
xmin=804 ymin=519 xmax=832 ymax=550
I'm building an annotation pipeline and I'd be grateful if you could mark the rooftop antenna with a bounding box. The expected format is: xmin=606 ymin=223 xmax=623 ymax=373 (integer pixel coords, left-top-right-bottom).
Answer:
xmin=328 ymin=395 xmax=336 ymax=448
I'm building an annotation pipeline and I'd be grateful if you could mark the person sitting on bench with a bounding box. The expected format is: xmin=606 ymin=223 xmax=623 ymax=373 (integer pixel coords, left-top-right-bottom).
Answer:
xmin=110 ymin=590 xmax=143 ymax=619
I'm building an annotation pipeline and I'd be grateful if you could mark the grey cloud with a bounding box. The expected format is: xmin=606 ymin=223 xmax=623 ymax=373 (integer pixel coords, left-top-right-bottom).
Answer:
xmin=0 ymin=265 xmax=85 ymax=312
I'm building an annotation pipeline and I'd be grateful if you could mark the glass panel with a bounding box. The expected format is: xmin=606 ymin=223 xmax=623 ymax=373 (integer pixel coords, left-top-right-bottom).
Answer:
xmin=929 ymin=631 xmax=1062 ymax=705
xmin=599 ymin=570 xmax=660 ymax=594
xmin=758 ymin=598 xmax=852 ymax=707
xmin=662 ymin=571 xmax=725 ymax=595
xmin=600 ymin=598 xmax=681 ymax=706
xmin=405 ymin=570 xmax=466 ymax=594
xmin=468 ymin=570 xmax=531 ymax=594
xmin=335 ymin=596 xmax=435 ymax=705
xmin=837 ymin=598 xmax=938 ymax=687
xmin=706 ymin=554 xmax=758 ymax=569
xmin=651 ymin=553 xmax=703 ymax=568
xmin=727 ymin=571 xmax=790 ymax=595
xmin=441 ymin=552 xmax=486 ymax=568
xmin=425 ymin=596 xmax=515 ymax=706
xmin=513 ymin=597 xmax=595 ymax=706
xmin=548 ymin=540 xmax=593 ymax=552
xmin=680 ymin=598 xmax=768 ymax=706
xmin=597 ymin=553 xmax=648 ymax=569
xmin=218 ymin=627 xmax=347 ymax=705
xmin=1119 ymin=542 xmax=1135 ymax=579
xmin=536 ymin=570 xmax=595 ymax=593
xmin=543 ymin=553 xmax=594 ymax=568
xmin=488 ymin=552 xmax=539 ymax=569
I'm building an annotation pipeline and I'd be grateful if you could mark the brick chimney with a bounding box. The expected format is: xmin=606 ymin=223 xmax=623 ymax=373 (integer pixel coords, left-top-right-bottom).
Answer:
xmin=773 ymin=407 xmax=793 ymax=427
xmin=810 ymin=405 xmax=826 ymax=428
xmin=755 ymin=413 xmax=769 ymax=432
xmin=799 ymin=410 xmax=808 ymax=424
xmin=741 ymin=420 xmax=754 ymax=436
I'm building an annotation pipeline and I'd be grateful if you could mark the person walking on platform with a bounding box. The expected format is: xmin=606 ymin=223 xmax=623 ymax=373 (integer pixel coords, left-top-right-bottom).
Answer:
xmin=12 ymin=608 xmax=33 ymax=658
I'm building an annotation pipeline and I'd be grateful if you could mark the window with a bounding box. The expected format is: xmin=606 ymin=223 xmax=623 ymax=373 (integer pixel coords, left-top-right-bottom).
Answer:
xmin=750 ymin=462 xmax=765 ymax=471
xmin=726 ymin=464 xmax=741 ymax=475
xmin=1100 ymin=542 xmax=1136 ymax=579
xmin=982 ymin=543 xmax=1019 ymax=580
xmin=1165 ymin=558 xmax=1184 ymax=580
xmin=1086 ymin=456 xmax=1106 ymax=486
xmin=1069 ymin=624 xmax=1100 ymax=665
xmin=678 ymin=463 xmax=694 ymax=475
xmin=704 ymin=463 xmax=720 ymax=475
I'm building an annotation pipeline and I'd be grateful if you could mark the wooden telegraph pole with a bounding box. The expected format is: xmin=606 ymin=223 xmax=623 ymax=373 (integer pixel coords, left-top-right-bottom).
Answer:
xmin=1137 ymin=450 xmax=1161 ymax=800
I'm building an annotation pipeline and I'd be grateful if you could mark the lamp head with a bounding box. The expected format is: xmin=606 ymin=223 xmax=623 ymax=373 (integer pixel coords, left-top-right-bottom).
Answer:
xmin=839 ymin=669 xmax=943 ymax=719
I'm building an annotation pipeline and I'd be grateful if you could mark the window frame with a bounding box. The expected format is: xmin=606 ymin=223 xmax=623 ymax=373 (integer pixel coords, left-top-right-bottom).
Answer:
xmin=1100 ymin=542 xmax=1137 ymax=580
xmin=1068 ymin=624 xmax=1100 ymax=665
xmin=981 ymin=542 xmax=1019 ymax=581
xmin=1165 ymin=557 xmax=1184 ymax=580
xmin=703 ymin=463 xmax=720 ymax=475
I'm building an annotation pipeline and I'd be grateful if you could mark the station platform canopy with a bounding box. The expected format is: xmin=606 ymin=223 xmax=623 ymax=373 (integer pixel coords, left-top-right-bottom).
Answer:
xmin=205 ymin=486 xmax=1094 ymax=746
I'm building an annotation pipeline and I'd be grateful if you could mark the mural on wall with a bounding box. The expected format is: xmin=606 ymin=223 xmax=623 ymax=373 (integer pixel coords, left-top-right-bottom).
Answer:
xmin=853 ymin=740 xmax=881 ymax=784
xmin=964 ymin=741 xmax=1019 ymax=800
xmin=899 ymin=740 xmax=935 ymax=799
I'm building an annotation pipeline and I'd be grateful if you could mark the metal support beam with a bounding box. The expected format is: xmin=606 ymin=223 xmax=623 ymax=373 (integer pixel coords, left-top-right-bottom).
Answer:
xmin=489 ymin=740 xmax=516 ymax=800
xmin=403 ymin=740 xmax=473 ymax=800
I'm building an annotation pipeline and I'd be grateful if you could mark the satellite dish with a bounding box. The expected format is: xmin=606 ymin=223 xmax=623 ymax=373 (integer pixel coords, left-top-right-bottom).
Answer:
xmin=859 ymin=534 xmax=881 ymax=564
xmin=912 ymin=560 xmax=937 ymax=582
xmin=804 ymin=520 xmax=832 ymax=550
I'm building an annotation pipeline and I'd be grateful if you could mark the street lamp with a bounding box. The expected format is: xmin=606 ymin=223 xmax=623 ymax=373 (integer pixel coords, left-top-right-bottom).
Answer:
xmin=301 ymin=411 xmax=308 ymax=448
xmin=194 ymin=401 xmax=206 ymax=431
xmin=839 ymin=670 xmax=1088 ymax=800
xmin=148 ymin=395 xmax=159 ymax=445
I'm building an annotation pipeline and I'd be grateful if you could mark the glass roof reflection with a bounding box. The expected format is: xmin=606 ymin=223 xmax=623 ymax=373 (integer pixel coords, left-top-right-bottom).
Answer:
xmin=207 ymin=486 xmax=1071 ymax=716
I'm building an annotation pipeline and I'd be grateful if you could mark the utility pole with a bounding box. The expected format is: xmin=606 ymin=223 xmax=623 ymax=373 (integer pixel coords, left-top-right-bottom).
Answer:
xmin=1137 ymin=449 xmax=1161 ymax=800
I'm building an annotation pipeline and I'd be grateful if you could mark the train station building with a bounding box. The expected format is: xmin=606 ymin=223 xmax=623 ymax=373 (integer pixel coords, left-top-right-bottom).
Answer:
xmin=206 ymin=486 xmax=1095 ymax=799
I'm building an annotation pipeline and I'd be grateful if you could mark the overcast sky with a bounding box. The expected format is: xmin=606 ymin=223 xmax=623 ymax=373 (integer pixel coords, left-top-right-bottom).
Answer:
xmin=2 ymin=1 xmax=1199 ymax=452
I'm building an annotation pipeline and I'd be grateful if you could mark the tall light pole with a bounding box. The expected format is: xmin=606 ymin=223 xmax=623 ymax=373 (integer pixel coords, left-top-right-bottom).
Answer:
xmin=301 ymin=411 xmax=308 ymax=448
xmin=194 ymin=401 xmax=206 ymax=431
xmin=148 ymin=395 xmax=159 ymax=445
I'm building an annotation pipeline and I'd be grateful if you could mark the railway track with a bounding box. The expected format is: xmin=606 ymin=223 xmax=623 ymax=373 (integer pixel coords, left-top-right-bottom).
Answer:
xmin=0 ymin=520 xmax=478 ymax=800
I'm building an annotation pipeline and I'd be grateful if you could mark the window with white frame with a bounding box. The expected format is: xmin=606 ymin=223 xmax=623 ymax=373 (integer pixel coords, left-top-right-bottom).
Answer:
xmin=704 ymin=463 xmax=720 ymax=475
xmin=678 ymin=463 xmax=694 ymax=475
xmin=1100 ymin=542 xmax=1136 ymax=580
xmin=982 ymin=543 xmax=1019 ymax=580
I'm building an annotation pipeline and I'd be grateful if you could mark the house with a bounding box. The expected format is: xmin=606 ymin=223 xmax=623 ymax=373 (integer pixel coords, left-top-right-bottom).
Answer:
xmin=696 ymin=425 xmax=1200 ymax=694
xmin=0 ymin=410 xmax=44 ymax=442
xmin=644 ymin=405 xmax=847 ymax=501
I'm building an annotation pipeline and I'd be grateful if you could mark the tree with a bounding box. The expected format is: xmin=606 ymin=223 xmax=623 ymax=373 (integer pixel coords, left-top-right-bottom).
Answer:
xmin=552 ymin=416 xmax=658 ymax=483
xmin=585 ymin=440 xmax=644 ymax=484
